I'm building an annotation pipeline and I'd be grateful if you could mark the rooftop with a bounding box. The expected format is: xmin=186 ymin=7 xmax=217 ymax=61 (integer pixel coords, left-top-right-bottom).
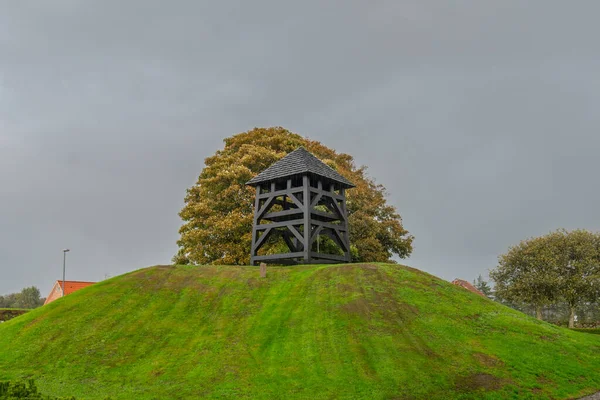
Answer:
xmin=246 ymin=147 xmax=355 ymax=188
xmin=451 ymin=279 xmax=486 ymax=297
xmin=58 ymin=281 xmax=96 ymax=296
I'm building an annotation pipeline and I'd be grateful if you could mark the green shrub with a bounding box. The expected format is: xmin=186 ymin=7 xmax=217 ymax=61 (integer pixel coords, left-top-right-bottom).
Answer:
xmin=572 ymin=328 xmax=600 ymax=335
xmin=0 ymin=380 xmax=75 ymax=399
xmin=0 ymin=309 xmax=29 ymax=322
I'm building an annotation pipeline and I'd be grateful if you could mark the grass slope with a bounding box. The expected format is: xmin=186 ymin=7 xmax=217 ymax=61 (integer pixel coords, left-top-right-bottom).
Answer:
xmin=1 ymin=263 xmax=600 ymax=400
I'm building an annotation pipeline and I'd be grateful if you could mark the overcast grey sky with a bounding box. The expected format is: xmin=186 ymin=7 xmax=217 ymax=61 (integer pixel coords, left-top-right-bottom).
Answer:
xmin=1 ymin=1 xmax=599 ymax=295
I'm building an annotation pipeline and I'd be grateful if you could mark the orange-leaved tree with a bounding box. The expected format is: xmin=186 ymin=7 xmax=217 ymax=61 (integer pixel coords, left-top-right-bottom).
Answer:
xmin=175 ymin=127 xmax=413 ymax=265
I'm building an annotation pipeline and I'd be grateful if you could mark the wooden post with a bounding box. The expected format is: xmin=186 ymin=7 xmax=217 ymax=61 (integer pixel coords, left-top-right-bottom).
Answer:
xmin=302 ymin=174 xmax=311 ymax=264
xmin=250 ymin=185 xmax=262 ymax=266
xmin=340 ymin=187 xmax=351 ymax=262
xmin=260 ymin=262 xmax=267 ymax=278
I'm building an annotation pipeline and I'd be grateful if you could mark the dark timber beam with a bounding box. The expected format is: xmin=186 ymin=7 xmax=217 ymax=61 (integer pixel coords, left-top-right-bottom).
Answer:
xmin=255 ymin=219 xmax=305 ymax=230
xmin=253 ymin=252 xmax=305 ymax=262
xmin=310 ymin=252 xmax=347 ymax=262
xmin=303 ymin=175 xmax=310 ymax=263
xmin=309 ymin=187 xmax=345 ymax=201
xmin=258 ymin=188 xmax=303 ymax=200
xmin=262 ymin=208 xmax=304 ymax=221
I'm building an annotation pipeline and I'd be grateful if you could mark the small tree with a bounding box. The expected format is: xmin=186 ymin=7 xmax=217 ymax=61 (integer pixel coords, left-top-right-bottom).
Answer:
xmin=0 ymin=293 xmax=19 ymax=309
xmin=14 ymin=287 xmax=44 ymax=309
xmin=556 ymin=229 xmax=600 ymax=328
xmin=473 ymin=275 xmax=493 ymax=299
xmin=0 ymin=287 xmax=44 ymax=310
xmin=490 ymin=234 xmax=561 ymax=320
xmin=491 ymin=229 xmax=600 ymax=327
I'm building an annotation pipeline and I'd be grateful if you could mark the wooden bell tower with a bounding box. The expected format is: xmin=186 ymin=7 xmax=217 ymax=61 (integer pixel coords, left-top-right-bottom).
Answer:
xmin=246 ymin=147 xmax=355 ymax=265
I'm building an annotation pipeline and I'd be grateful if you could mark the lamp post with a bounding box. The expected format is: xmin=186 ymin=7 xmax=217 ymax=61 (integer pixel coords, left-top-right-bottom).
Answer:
xmin=62 ymin=249 xmax=70 ymax=297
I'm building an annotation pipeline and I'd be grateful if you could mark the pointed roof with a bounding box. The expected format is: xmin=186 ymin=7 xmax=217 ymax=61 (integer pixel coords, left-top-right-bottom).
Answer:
xmin=43 ymin=280 xmax=96 ymax=305
xmin=246 ymin=147 xmax=355 ymax=188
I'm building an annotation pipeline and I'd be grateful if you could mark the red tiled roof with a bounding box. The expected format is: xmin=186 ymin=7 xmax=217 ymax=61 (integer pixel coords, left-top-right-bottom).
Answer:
xmin=44 ymin=280 xmax=96 ymax=305
xmin=452 ymin=279 xmax=485 ymax=297
xmin=58 ymin=281 xmax=96 ymax=295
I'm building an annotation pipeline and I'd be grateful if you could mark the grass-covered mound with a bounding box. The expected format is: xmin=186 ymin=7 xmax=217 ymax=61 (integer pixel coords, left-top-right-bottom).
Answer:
xmin=1 ymin=263 xmax=599 ymax=399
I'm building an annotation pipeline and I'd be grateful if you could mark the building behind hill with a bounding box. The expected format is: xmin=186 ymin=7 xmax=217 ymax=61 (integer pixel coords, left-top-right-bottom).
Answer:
xmin=452 ymin=279 xmax=486 ymax=297
xmin=43 ymin=280 xmax=96 ymax=305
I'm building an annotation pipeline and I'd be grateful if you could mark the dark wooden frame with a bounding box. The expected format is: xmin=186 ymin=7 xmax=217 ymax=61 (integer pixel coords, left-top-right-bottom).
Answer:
xmin=250 ymin=174 xmax=351 ymax=265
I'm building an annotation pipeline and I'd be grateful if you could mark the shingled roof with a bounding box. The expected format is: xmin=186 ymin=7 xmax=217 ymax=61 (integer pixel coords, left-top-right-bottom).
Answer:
xmin=246 ymin=147 xmax=355 ymax=188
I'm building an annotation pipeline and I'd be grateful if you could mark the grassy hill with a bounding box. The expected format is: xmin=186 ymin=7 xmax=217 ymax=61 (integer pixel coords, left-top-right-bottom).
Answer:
xmin=1 ymin=263 xmax=600 ymax=399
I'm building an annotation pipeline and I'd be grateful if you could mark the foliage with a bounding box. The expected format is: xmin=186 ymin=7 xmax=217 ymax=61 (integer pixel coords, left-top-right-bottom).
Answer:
xmin=0 ymin=309 xmax=29 ymax=322
xmin=14 ymin=287 xmax=44 ymax=309
xmin=490 ymin=229 xmax=600 ymax=327
xmin=175 ymin=127 xmax=413 ymax=265
xmin=557 ymin=229 xmax=600 ymax=327
xmin=491 ymin=234 xmax=560 ymax=319
xmin=0 ymin=287 xmax=44 ymax=309
xmin=0 ymin=379 xmax=75 ymax=399
xmin=570 ymin=301 xmax=600 ymax=325
xmin=498 ymin=300 xmax=600 ymax=327
xmin=2 ymin=264 xmax=600 ymax=399
xmin=0 ymin=294 xmax=18 ymax=309
xmin=572 ymin=328 xmax=600 ymax=335
xmin=473 ymin=275 xmax=493 ymax=299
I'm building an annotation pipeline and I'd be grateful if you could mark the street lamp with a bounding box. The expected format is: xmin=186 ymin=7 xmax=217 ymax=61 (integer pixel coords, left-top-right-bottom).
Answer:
xmin=62 ymin=249 xmax=70 ymax=298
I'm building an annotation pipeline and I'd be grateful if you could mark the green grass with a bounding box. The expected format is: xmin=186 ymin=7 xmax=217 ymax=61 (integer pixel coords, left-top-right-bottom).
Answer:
xmin=1 ymin=263 xmax=600 ymax=399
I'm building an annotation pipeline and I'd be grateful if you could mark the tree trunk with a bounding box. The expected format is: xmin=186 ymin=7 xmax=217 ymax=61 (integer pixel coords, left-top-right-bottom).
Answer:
xmin=535 ymin=305 xmax=543 ymax=320
xmin=568 ymin=306 xmax=576 ymax=328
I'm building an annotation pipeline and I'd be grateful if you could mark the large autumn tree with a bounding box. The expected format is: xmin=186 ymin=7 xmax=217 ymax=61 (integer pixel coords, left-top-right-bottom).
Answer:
xmin=175 ymin=127 xmax=413 ymax=265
